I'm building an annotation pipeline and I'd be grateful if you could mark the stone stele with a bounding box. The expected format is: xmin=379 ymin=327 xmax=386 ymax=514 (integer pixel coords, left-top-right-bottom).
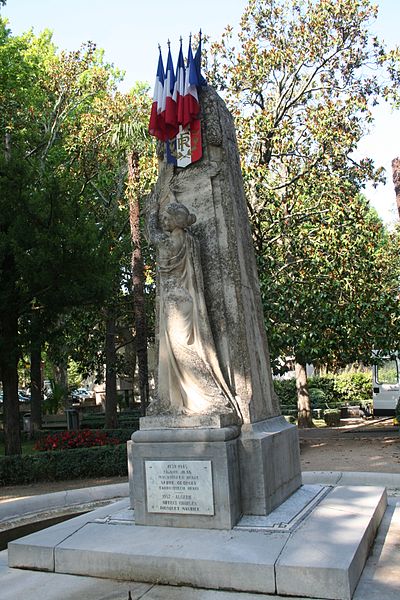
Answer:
xmin=130 ymin=86 xmax=301 ymax=529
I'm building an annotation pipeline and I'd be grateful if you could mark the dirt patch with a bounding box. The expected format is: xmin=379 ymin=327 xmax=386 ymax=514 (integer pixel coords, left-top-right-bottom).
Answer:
xmin=300 ymin=435 xmax=400 ymax=472
xmin=300 ymin=417 xmax=400 ymax=473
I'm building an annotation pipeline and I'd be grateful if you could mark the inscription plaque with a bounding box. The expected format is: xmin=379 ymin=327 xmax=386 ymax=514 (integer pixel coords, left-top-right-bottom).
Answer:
xmin=145 ymin=460 xmax=214 ymax=515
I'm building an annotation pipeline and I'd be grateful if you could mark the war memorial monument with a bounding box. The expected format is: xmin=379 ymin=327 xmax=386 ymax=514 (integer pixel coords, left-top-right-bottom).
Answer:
xmin=7 ymin=43 xmax=387 ymax=600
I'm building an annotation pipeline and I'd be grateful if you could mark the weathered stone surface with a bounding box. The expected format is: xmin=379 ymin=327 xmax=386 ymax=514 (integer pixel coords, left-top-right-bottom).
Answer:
xmin=239 ymin=417 xmax=302 ymax=515
xmin=8 ymin=485 xmax=388 ymax=599
xmin=139 ymin=413 xmax=238 ymax=430
xmin=276 ymin=486 xmax=387 ymax=599
xmin=128 ymin=86 xmax=302 ymax=525
xmin=148 ymin=86 xmax=280 ymax=424
xmin=146 ymin=198 xmax=239 ymax=418
xmin=131 ymin=427 xmax=241 ymax=530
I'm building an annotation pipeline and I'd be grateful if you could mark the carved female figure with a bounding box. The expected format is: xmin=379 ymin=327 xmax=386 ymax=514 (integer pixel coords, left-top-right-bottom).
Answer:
xmin=147 ymin=195 xmax=238 ymax=418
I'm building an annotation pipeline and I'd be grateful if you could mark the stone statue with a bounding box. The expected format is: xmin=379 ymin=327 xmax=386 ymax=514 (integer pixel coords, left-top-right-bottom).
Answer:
xmin=146 ymin=193 xmax=240 ymax=419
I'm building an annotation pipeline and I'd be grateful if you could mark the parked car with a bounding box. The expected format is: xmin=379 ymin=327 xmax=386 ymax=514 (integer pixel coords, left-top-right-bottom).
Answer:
xmin=71 ymin=388 xmax=91 ymax=401
xmin=18 ymin=390 xmax=31 ymax=402
xmin=0 ymin=390 xmax=30 ymax=402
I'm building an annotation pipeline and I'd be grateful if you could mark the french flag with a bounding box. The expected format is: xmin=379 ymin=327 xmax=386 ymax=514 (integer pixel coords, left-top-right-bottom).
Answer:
xmin=182 ymin=41 xmax=200 ymax=129
xmin=148 ymin=49 xmax=166 ymax=141
xmin=163 ymin=45 xmax=178 ymax=140
xmin=173 ymin=41 xmax=186 ymax=128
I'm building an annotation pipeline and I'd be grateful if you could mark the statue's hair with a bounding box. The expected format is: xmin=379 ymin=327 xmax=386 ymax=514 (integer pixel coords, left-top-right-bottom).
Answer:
xmin=166 ymin=202 xmax=196 ymax=228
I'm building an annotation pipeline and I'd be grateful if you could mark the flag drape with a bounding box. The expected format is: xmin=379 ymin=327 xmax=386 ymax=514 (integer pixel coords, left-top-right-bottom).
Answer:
xmin=149 ymin=35 xmax=206 ymax=166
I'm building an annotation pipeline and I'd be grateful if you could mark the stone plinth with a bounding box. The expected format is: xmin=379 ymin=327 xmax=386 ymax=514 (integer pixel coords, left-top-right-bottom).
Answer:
xmin=139 ymin=413 xmax=238 ymax=430
xmin=239 ymin=416 xmax=302 ymax=515
xmin=130 ymin=425 xmax=241 ymax=530
xmin=8 ymin=485 xmax=388 ymax=600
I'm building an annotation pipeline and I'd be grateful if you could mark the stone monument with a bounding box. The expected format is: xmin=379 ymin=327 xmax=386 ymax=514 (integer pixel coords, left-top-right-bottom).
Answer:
xmin=7 ymin=85 xmax=388 ymax=600
xmin=128 ymin=86 xmax=302 ymax=529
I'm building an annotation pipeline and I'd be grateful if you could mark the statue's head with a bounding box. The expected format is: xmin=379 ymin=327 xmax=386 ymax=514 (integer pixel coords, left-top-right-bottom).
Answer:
xmin=161 ymin=202 xmax=196 ymax=232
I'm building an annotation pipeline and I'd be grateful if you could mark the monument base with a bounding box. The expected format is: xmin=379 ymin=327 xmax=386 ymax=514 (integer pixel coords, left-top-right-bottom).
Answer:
xmin=239 ymin=416 xmax=302 ymax=515
xmin=129 ymin=424 xmax=241 ymax=530
xmin=128 ymin=415 xmax=302 ymax=528
xmin=8 ymin=484 xmax=387 ymax=600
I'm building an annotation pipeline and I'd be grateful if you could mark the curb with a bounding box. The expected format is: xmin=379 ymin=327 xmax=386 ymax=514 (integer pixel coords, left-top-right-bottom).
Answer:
xmin=0 ymin=482 xmax=129 ymax=524
xmin=302 ymin=471 xmax=400 ymax=490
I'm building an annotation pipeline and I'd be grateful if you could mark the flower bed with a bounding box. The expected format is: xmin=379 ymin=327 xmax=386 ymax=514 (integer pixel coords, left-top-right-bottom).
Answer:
xmin=34 ymin=429 xmax=120 ymax=451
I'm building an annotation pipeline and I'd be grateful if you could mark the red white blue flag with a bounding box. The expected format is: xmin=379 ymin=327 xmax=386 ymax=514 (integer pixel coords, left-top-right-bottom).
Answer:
xmin=148 ymin=49 xmax=166 ymax=141
xmin=149 ymin=34 xmax=206 ymax=167
xmin=163 ymin=45 xmax=178 ymax=140
xmin=173 ymin=41 xmax=186 ymax=129
xmin=182 ymin=41 xmax=200 ymax=128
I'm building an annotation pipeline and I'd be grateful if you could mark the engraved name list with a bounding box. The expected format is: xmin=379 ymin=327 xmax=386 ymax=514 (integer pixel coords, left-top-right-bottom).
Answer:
xmin=145 ymin=460 xmax=214 ymax=515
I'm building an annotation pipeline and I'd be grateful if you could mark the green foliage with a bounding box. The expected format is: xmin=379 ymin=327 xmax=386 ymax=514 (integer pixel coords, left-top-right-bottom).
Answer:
xmin=67 ymin=360 xmax=83 ymax=389
xmin=308 ymin=376 xmax=336 ymax=403
xmin=308 ymin=388 xmax=326 ymax=408
xmin=0 ymin=19 xmax=157 ymax=452
xmin=324 ymin=409 xmax=341 ymax=427
xmin=208 ymin=0 xmax=400 ymax=372
xmin=0 ymin=444 xmax=127 ymax=486
xmin=333 ymin=372 xmax=372 ymax=405
xmin=275 ymin=372 xmax=372 ymax=411
xmin=42 ymin=379 xmax=67 ymax=415
xmin=273 ymin=378 xmax=297 ymax=408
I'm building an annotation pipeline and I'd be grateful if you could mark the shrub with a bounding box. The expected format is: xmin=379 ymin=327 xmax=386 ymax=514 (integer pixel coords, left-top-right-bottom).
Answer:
xmin=0 ymin=444 xmax=128 ymax=486
xmin=308 ymin=375 xmax=338 ymax=406
xmin=324 ymin=409 xmax=341 ymax=427
xmin=101 ymin=429 xmax=134 ymax=444
xmin=274 ymin=372 xmax=372 ymax=412
xmin=333 ymin=372 xmax=372 ymax=406
xmin=308 ymin=388 xmax=326 ymax=408
xmin=34 ymin=429 xmax=120 ymax=452
xmin=273 ymin=378 xmax=297 ymax=408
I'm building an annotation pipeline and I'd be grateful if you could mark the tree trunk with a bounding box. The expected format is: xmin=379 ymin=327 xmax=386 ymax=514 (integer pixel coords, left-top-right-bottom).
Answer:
xmin=53 ymin=361 xmax=68 ymax=408
xmin=105 ymin=308 xmax=118 ymax=429
xmin=1 ymin=312 xmax=21 ymax=455
xmin=30 ymin=341 xmax=42 ymax=433
xmin=127 ymin=152 xmax=149 ymax=417
xmin=295 ymin=360 xmax=313 ymax=428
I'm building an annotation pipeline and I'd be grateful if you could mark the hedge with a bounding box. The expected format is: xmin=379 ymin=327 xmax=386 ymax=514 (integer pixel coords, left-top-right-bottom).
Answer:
xmin=274 ymin=372 xmax=372 ymax=412
xmin=0 ymin=444 xmax=128 ymax=486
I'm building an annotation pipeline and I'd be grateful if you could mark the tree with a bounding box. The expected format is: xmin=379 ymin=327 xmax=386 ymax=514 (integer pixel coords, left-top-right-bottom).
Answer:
xmin=0 ymin=22 xmax=117 ymax=453
xmin=64 ymin=81 xmax=157 ymax=421
xmin=208 ymin=0 xmax=400 ymax=425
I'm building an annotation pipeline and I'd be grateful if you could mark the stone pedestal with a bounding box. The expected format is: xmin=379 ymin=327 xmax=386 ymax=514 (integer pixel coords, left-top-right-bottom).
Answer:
xmin=239 ymin=417 xmax=302 ymax=515
xmin=129 ymin=420 xmax=241 ymax=530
